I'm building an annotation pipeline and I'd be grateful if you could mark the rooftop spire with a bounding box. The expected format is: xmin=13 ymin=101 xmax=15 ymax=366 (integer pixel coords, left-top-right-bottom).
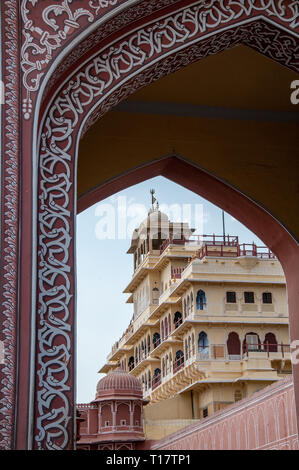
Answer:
xmin=149 ymin=188 xmax=159 ymax=213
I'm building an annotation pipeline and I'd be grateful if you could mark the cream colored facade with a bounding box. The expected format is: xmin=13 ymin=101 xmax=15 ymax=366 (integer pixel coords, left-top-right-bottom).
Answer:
xmin=99 ymin=207 xmax=291 ymax=436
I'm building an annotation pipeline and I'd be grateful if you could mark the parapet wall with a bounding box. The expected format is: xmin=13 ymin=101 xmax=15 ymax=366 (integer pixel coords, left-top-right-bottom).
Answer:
xmin=143 ymin=376 xmax=298 ymax=450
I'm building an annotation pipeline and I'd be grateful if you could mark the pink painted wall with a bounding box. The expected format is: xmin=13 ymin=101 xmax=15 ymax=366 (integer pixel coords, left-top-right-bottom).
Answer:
xmin=146 ymin=376 xmax=298 ymax=450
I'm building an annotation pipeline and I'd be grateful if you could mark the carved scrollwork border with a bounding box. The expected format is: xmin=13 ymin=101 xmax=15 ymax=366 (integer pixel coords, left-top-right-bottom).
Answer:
xmin=0 ymin=0 xmax=20 ymax=450
xmin=22 ymin=0 xmax=299 ymax=120
xmin=21 ymin=0 xmax=137 ymax=119
xmin=35 ymin=0 xmax=298 ymax=450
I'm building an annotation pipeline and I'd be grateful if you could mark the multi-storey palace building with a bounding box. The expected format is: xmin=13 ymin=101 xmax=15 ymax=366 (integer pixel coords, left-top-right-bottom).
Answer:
xmin=99 ymin=200 xmax=291 ymax=431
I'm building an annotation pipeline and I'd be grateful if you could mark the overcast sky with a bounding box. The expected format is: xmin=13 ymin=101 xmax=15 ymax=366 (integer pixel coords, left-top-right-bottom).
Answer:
xmin=76 ymin=176 xmax=265 ymax=403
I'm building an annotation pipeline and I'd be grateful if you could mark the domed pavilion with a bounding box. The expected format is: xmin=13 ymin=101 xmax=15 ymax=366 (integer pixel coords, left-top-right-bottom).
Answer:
xmin=77 ymin=367 xmax=149 ymax=450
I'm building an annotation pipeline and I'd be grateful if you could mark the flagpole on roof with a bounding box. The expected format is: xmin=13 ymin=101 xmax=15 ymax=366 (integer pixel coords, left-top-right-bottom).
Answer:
xmin=150 ymin=188 xmax=156 ymax=210
xmin=222 ymin=210 xmax=226 ymax=243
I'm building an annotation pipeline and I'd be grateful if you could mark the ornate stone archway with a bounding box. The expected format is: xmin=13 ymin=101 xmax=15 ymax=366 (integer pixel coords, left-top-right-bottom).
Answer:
xmin=0 ymin=0 xmax=298 ymax=450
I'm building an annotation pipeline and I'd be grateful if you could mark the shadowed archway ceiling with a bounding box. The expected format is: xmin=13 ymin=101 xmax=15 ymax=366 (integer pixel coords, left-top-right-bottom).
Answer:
xmin=78 ymin=45 xmax=299 ymax=240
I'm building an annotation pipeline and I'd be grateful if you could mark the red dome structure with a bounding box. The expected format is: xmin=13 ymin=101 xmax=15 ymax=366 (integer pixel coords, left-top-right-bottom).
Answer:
xmin=96 ymin=368 xmax=142 ymax=400
xmin=77 ymin=368 xmax=148 ymax=450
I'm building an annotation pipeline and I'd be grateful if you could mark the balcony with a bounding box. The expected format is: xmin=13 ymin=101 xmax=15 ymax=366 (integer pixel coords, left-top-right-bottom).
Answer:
xmin=198 ymin=239 xmax=276 ymax=260
xmin=158 ymin=280 xmax=181 ymax=305
xmin=171 ymin=266 xmax=187 ymax=279
xmin=160 ymin=237 xmax=186 ymax=255
xmin=151 ymin=333 xmax=182 ymax=356
xmin=129 ymin=348 xmax=155 ymax=373
xmin=184 ymin=342 xmax=291 ymax=362
xmin=242 ymin=342 xmax=290 ymax=359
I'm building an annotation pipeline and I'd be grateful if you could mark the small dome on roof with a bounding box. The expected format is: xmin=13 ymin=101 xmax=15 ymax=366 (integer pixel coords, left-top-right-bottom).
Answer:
xmin=139 ymin=209 xmax=169 ymax=229
xmin=95 ymin=367 xmax=142 ymax=400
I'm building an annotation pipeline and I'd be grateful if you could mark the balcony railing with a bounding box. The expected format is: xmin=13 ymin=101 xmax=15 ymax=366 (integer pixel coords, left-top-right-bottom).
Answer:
xmin=171 ymin=266 xmax=186 ymax=279
xmin=160 ymin=237 xmax=187 ymax=255
xmin=131 ymin=350 xmax=151 ymax=371
xmin=174 ymin=318 xmax=183 ymax=329
xmin=173 ymin=355 xmax=184 ymax=373
xmin=198 ymin=240 xmax=276 ymax=260
xmin=152 ymin=373 xmax=161 ymax=390
xmin=242 ymin=342 xmax=290 ymax=358
xmin=239 ymin=244 xmax=276 ymax=259
xmin=192 ymin=234 xmax=239 ymax=246
xmin=192 ymin=343 xmax=291 ymax=361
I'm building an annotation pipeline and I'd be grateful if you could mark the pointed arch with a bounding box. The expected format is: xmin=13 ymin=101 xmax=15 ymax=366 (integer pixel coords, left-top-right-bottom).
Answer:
xmin=18 ymin=0 xmax=299 ymax=450
xmin=196 ymin=290 xmax=207 ymax=311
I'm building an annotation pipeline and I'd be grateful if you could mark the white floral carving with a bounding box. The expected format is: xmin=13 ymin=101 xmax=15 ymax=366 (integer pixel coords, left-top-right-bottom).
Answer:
xmin=21 ymin=0 xmax=299 ymax=119
xmin=21 ymin=0 xmax=109 ymax=119
xmin=0 ymin=0 xmax=20 ymax=451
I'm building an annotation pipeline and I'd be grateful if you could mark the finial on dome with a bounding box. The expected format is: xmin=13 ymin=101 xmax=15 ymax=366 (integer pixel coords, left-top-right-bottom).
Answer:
xmin=149 ymin=188 xmax=159 ymax=214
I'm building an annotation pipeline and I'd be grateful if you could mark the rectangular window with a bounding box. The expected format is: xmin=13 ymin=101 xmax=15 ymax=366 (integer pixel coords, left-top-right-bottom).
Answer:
xmin=203 ymin=408 xmax=208 ymax=418
xmin=262 ymin=292 xmax=272 ymax=304
xmin=120 ymin=420 xmax=126 ymax=426
xmin=226 ymin=291 xmax=236 ymax=303
xmin=244 ymin=291 xmax=254 ymax=303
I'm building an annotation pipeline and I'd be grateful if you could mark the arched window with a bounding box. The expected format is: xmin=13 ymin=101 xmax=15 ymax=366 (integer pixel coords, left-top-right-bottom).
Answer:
xmin=192 ymin=333 xmax=195 ymax=356
xmin=196 ymin=290 xmax=207 ymax=310
xmin=161 ymin=320 xmax=165 ymax=340
xmin=168 ymin=313 xmax=171 ymax=334
xmin=264 ymin=332 xmax=278 ymax=352
xmin=162 ymin=358 xmax=165 ymax=377
xmin=147 ymin=335 xmax=151 ymax=354
xmin=148 ymin=370 xmax=151 ymax=389
xmin=153 ymin=368 xmax=161 ymax=389
xmin=174 ymin=311 xmax=182 ymax=328
xmin=165 ymin=318 xmax=168 ymax=338
xmin=174 ymin=350 xmax=184 ymax=372
xmin=135 ymin=347 xmax=138 ymax=365
xmin=141 ymin=340 xmax=145 ymax=359
xmin=183 ymin=299 xmax=187 ymax=318
xmin=188 ymin=336 xmax=191 ymax=358
xmin=227 ymin=332 xmax=241 ymax=360
xmin=128 ymin=356 xmax=134 ymax=371
xmin=166 ymin=355 xmax=169 ymax=375
xmin=187 ymin=295 xmax=190 ymax=316
xmin=153 ymin=332 xmax=160 ymax=349
xmin=198 ymin=331 xmax=209 ymax=359
xmin=152 ymin=287 xmax=159 ymax=305
xmin=185 ymin=339 xmax=188 ymax=360
xmin=191 ymin=291 xmax=194 ymax=310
